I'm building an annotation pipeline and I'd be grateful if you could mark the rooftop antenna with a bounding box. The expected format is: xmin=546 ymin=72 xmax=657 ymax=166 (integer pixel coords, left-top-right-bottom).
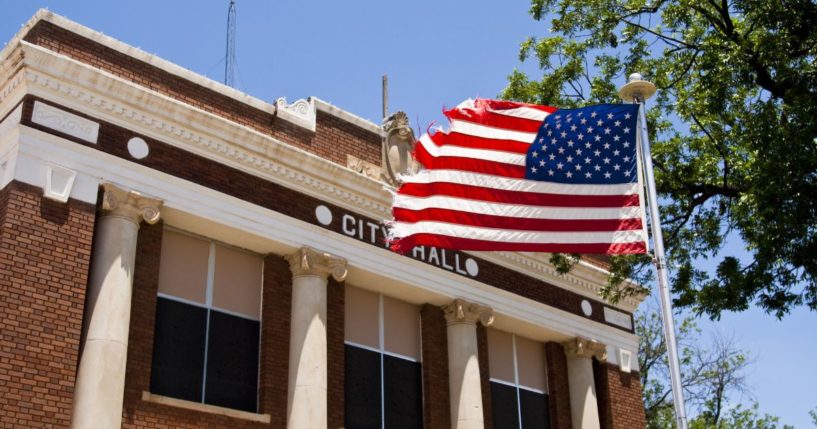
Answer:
xmin=382 ymin=74 xmax=389 ymax=120
xmin=224 ymin=0 xmax=237 ymax=87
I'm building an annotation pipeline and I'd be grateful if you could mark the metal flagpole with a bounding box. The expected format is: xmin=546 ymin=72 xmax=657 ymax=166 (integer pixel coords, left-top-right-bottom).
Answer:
xmin=619 ymin=73 xmax=688 ymax=429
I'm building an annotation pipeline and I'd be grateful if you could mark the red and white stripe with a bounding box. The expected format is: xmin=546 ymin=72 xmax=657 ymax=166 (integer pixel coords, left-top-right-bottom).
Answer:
xmin=389 ymin=99 xmax=648 ymax=254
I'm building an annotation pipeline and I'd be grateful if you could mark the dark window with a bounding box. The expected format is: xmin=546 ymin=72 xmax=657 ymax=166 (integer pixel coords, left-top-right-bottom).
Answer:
xmin=150 ymin=230 xmax=262 ymax=413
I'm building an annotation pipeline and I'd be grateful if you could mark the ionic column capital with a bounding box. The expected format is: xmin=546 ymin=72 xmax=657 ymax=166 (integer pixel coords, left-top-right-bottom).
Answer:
xmin=563 ymin=337 xmax=607 ymax=362
xmin=286 ymin=246 xmax=348 ymax=281
xmin=442 ymin=298 xmax=494 ymax=326
xmin=100 ymin=183 xmax=162 ymax=224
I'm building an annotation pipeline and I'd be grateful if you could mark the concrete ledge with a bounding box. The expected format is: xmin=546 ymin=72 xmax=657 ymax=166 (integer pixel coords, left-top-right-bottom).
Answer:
xmin=141 ymin=391 xmax=271 ymax=424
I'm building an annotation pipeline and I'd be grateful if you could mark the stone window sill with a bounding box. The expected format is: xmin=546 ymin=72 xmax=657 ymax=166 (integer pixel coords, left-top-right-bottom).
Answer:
xmin=141 ymin=391 xmax=271 ymax=424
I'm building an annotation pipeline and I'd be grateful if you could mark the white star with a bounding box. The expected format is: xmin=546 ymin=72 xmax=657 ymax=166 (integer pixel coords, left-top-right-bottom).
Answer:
xmin=538 ymin=137 xmax=544 ymax=143
xmin=603 ymin=142 xmax=610 ymax=149
xmin=594 ymin=150 xmax=601 ymax=156
xmin=623 ymin=142 xmax=630 ymax=148
xmin=567 ymin=140 xmax=574 ymax=147
xmin=561 ymin=131 xmax=567 ymax=138
xmin=575 ymin=164 xmax=582 ymax=171
xmin=624 ymin=113 xmax=632 ymax=119
xmin=577 ymin=133 xmax=584 ymax=140
xmin=547 ymin=130 xmax=553 ymax=136
xmin=548 ymin=169 xmax=555 ymax=176
xmin=551 ymin=138 xmax=558 ymax=145
xmin=585 ymin=157 xmax=592 ymax=164
xmin=549 ymin=154 xmax=556 ymax=160
xmin=623 ymin=156 xmax=630 ymax=162
xmin=614 ymin=120 xmax=621 ymax=127
xmin=580 ymin=118 xmax=587 ymax=124
xmin=594 ymin=164 xmax=601 ymax=171
xmin=590 ymin=112 xmax=597 ymax=118
xmin=539 ymin=160 xmax=546 ymax=167
xmin=557 ymin=162 xmax=564 ymax=169
xmin=543 ymin=122 xmax=550 ymax=128
xmin=531 ymin=166 xmax=538 ymax=173
xmin=558 ymin=147 xmax=565 ymax=154
xmin=566 ymin=155 xmax=574 ymax=163
xmin=554 ymin=115 xmax=561 ymax=120
xmin=570 ymin=124 xmax=577 ymax=131
xmin=604 ymin=128 xmax=612 ymax=135
xmin=607 ymin=113 xmax=614 ymax=119
xmin=566 ymin=116 xmax=573 ymax=123
xmin=585 ymin=172 xmax=592 ymax=178
xmin=624 ymin=170 xmax=631 ymax=176
xmin=603 ymin=157 xmax=611 ymax=164
xmin=604 ymin=171 xmax=612 ymax=179
xmin=587 ymin=126 xmax=594 ymax=133
xmin=613 ymin=135 xmax=621 ymax=142
xmin=613 ymin=164 xmax=621 ymax=171
xmin=613 ymin=149 xmax=620 ymax=156
xmin=566 ymin=171 xmax=573 ymax=178
xmin=623 ymin=127 xmax=631 ymax=133
xmin=555 ymin=123 xmax=562 ymax=129
xmin=597 ymin=119 xmax=604 ymax=126
xmin=585 ymin=142 xmax=592 ymax=149
xmin=576 ymin=148 xmax=583 ymax=155
xmin=532 ymin=151 xmax=538 ymax=157
xmin=594 ymin=135 xmax=602 ymax=142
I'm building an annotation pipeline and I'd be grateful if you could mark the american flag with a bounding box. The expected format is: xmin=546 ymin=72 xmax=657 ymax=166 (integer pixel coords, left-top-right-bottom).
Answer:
xmin=388 ymin=99 xmax=649 ymax=254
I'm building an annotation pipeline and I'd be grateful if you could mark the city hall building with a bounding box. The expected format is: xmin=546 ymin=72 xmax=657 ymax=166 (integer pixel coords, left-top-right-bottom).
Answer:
xmin=0 ymin=10 xmax=647 ymax=429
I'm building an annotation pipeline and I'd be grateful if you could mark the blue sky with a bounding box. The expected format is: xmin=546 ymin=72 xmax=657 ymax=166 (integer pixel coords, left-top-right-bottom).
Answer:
xmin=2 ymin=1 xmax=815 ymax=427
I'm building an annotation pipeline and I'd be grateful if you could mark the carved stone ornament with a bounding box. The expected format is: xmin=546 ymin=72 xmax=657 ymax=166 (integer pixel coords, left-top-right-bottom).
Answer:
xmin=442 ymin=298 xmax=494 ymax=326
xmin=562 ymin=337 xmax=608 ymax=362
xmin=100 ymin=183 xmax=163 ymax=224
xmin=381 ymin=111 xmax=420 ymax=186
xmin=275 ymin=97 xmax=316 ymax=132
xmin=347 ymin=155 xmax=383 ymax=181
xmin=286 ymin=246 xmax=348 ymax=281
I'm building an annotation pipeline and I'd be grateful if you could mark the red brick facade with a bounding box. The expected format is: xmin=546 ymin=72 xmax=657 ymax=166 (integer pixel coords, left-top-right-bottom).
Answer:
xmin=0 ymin=181 xmax=95 ymax=427
xmin=0 ymin=13 xmax=649 ymax=429
xmin=594 ymin=361 xmax=647 ymax=429
xmin=476 ymin=324 xmax=493 ymax=429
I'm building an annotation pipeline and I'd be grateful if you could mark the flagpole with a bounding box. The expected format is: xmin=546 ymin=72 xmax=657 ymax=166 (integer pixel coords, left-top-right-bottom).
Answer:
xmin=619 ymin=73 xmax=688 ymax=429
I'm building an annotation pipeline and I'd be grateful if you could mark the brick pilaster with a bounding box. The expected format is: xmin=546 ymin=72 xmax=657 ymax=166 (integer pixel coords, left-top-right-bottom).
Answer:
xmin=545 ymin=341 xmax=573 ymax=429
xmin=420 ymin=304 xmax=451 ymax=429
xmin=327 ymin=277 xmax=345 ymax=428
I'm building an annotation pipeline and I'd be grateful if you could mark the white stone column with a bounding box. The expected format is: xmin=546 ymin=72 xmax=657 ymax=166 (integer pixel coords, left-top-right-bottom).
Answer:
xmin=72 ymin=184 xmax=162 ymax=429
xmin=563 ymin=337 xmax=607 ymax=429
xmin=285 ymin=246 xmax=347 ymax=429
xmin=442 ymin=299 xmax=494 ymax=429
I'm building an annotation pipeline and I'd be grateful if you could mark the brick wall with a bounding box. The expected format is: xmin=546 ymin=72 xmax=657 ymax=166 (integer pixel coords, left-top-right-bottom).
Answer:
xmin=594 ymin=361 xmax=646 ymax=429
xmin=545 ymin=341 xmax=572 ymax=429
xmin=23 ymin=21 xmax=383 ymax=168
xmin=420 ymin=304 xmax=451 ymax=429
xmin=0 ymin=181 xmax=96 ymax=427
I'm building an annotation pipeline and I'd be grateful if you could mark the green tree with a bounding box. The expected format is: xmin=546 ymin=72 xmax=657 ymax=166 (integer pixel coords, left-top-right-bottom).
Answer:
xmin=503 ymin=0 xmax=817 ymax=318
xmin=637 ymin=305 xmax=790 ymax=428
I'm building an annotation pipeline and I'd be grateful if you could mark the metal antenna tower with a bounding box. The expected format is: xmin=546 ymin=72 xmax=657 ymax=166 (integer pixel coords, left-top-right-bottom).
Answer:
xmin=224 ymin=0 xmax=237 ymax=87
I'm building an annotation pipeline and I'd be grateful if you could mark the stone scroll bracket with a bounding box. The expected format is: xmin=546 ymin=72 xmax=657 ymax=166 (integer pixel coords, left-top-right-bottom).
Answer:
xmin=285 ymin=245 xmax=348 ymax=282
xmin=442 ymin=298 xmax=494 ymax=327
xmin=100 ymin=183 xmax=163 ymax=225
xmin=275 ymin=97 xmax=316 ymax=133
xmin=563 ymin=337 xmax=608 ymax=362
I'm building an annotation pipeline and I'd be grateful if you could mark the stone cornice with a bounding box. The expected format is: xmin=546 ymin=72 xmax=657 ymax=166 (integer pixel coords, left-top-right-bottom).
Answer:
xmin=563 ymin=337 xmax=608 ymax=362
xmin=441 ymin=299 xmax=494 ymax=327
xmin=2 ymin=35 xmax=645 ymax=314
xmin=286 ymin=246 xmax=348 ymax=281
xmin=100 ymin=183 xmax=163 ymax=224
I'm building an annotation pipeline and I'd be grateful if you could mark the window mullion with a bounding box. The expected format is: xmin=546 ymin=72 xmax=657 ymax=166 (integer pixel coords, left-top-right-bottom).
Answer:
xmin=379 ymin=293 xmax=385 ymax=429
xmin=200 ymin=241 xmax=217 ymax=403
xmin=512 ymin=334 xmax=523 ymax=429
